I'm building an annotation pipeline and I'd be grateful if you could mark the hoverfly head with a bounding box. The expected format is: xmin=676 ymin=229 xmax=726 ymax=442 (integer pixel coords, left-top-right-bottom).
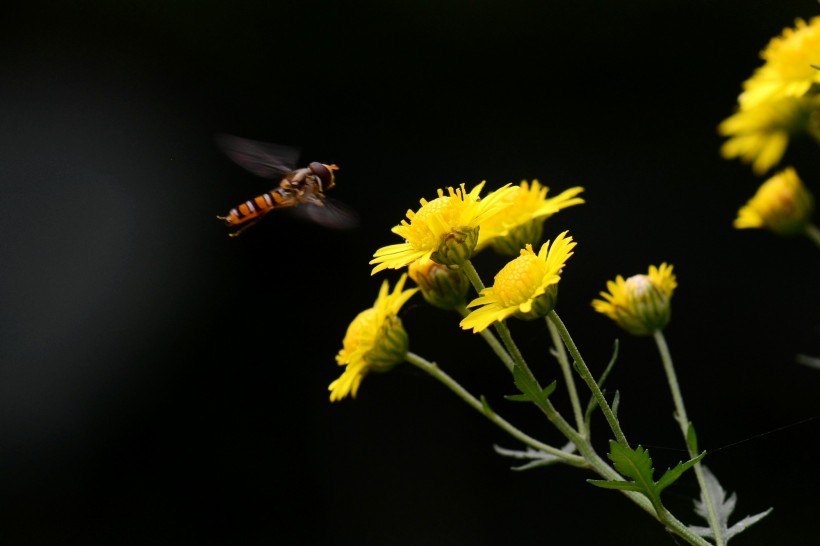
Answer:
xmin=308 ymin=162 xmax=339 ymax=192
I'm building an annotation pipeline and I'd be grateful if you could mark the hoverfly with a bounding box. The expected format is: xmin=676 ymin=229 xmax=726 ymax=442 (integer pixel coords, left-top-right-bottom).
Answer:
xmin=215 ymin=134 xmax=358 ymax=236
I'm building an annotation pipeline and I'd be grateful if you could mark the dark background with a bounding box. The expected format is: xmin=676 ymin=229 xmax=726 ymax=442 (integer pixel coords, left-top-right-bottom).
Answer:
xmin=1 ymin=1 xmax=819 ymax=544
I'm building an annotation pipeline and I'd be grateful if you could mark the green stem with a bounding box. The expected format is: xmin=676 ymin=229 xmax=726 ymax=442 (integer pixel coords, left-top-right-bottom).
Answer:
xmin=454 ymin=261 xmax=705 ymax=544
xmin=493 ymin=321 xmax=533 ymax=375
xmin=461 ymin=259 xmax=538 ymax=382
xmin=404 ymin=351 xmax=585 ymax=466
xmin=547 ymin=310 xmax=629 ymax=447
xmin=456 ymin=305 xmax=515 ymax=373
xmin=547 ymin=318 xmax=586 ymax=436
xmin=460 ymin=259 xmax=486 ymax=293
xmin=805 ymin=223 xmax=820 ymax=251
xmin=404 ymin=353 xmax=708 ymax=545
xmin=653 ymin=330 xmax=723 ymax=546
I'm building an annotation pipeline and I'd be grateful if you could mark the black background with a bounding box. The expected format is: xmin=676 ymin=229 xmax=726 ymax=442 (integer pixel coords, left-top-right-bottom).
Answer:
xmin=1 ymin=1 xmax=819 ymax=544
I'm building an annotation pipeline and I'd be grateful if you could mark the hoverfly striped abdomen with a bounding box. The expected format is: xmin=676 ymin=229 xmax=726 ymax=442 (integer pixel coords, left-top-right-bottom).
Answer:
xmin=222 ymin=188 xmax=295 ymax=226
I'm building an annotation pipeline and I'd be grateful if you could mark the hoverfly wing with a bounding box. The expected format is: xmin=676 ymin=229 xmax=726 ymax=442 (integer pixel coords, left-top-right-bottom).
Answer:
xmin=214 ymin=133 xmax=301 ymax=179
xmin=295 ymin=197 xmax=360 ymax=230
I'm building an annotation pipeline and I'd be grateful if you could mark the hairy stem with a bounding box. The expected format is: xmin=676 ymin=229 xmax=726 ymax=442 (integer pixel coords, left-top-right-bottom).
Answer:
xmin=456 ymin=305 xmax=515 ymax=372
xmin=547 ymin=317 xmax=586 ymax=436
xmin=404 ymin=351 xmax=584 ymax=465
xmin=654 ymin=330 xmax=723 ymax=546
xmin=547 ymin=310 xmax=629 ymax=447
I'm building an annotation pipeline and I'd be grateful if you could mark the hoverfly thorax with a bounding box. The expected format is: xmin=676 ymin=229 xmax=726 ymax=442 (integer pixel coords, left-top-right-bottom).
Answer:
xmin=309 ymin=162 xmax=339 ymax=192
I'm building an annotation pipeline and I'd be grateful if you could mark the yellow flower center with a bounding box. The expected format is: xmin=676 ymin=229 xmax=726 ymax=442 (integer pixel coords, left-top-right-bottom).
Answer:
xmin=403 ymin=196 xmax=460 ymax=249
xmin=342 ymin=308 xmax=378 ymax=353
xmin=492 ymin=253 xmax=547 ymax=308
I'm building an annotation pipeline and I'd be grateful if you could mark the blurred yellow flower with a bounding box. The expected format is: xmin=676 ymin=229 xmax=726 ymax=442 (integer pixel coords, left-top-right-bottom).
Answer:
xmin=370 ymin=182 xmax=516 ymax=274
xmin=330 ymin=274 xmax=418 ymax=402
xmin=734 ymin=167 xmax=815 ymax=236
xmin=719 ymin=95 xmax=820 ymax=175
xmin=720 ymin=17 xmax=820 ymax=173
xmin=460 ymin=231 xmax=575 ymax=333
xmin=592 ymin=263 xmax=676 ymax=336
xmin=479 ymin=180 xmax=584 ymax=256
xmin=739 ymin=17 xmax=820 ymax=110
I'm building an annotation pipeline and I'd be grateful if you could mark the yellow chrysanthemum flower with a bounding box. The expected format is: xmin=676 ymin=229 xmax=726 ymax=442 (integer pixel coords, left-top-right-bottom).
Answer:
xmin=739 ymin=17 xmax=820 ymax=110
xmin=734 ymin=166 xmax=815 ymax=236
xmin=592 ymin=263 xmax=677 ymax=336
xmin=370 ymin=182 xmax=517 ymax=274
xmin=478 ymin=180 xmax=585 ymax=256
xmin=460 ymin=231 xmax=576 ymax=333
xmin=330 ymin=274 xmax=418 ymax=402
xmin=720 ymin=17 xmax=820 ymax=173
xmin=719 ymin=95 xmax=820 ymax=175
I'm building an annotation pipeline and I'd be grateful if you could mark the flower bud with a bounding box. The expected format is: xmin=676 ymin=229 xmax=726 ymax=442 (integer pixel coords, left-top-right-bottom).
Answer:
xmin=408 ymin=259 xmax=470 ymax=310
xmin=592 ymin=263 xmax=677 ymax=336
xmin=490 ymin=221 xmax=544 ymax=257
xmin=431 ymin=226 xmax=480 ymax=268
xmin=734 ymin=167 xmax=814 ymax=236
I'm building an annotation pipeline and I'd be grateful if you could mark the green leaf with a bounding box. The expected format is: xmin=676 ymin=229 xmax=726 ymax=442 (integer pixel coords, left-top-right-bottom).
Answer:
xmin=587 ymin=479 xmax=644 ymax=493
xmin=608 ymin=442 xmax=658 ymax=498
xmin=506 ymin=366 xmax=555 ymax=405
xmin=588 ymin=441 xmax=704 ymax=514
xmin=656 ymin=451 xmax=706 ymax=493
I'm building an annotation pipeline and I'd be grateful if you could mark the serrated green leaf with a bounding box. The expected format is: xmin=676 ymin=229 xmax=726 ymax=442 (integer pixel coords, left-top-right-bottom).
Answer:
xmin=608 ymin=442 xmax=657 ymax=494
xmin=655 ymin=451 xmax=706 ymax=493
xmin=594 ymin=442 xmax=706 ymax=515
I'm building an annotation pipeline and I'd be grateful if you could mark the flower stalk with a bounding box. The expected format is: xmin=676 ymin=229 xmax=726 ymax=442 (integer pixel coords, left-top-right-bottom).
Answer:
xmin=403 ymin=351 xmax=585 ymax=466
xmin=547 ymin=310 xmax=629 ymax=447
xmin=547 ymin=317 xmax=586 ymax=436
xmin=456 ymin=305 xmax=515 ymax=372
xmin=653 ymin=330 xmax=724 ymax=546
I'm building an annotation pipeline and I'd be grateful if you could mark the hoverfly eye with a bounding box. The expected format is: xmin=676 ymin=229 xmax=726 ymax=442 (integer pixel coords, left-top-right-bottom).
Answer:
xmin=308 ymin=162 xmax=336 ymax=191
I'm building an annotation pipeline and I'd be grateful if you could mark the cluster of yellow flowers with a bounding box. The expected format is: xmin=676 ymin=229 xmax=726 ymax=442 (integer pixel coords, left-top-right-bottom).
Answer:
xmin=719 ymin=17 xmax=820 ymax=175
xmin=721 ymin=18 xmax=819 ymax=243
xmin=330 ymin=179 xmax=676 ymax=401
xmin=329 ymin=17 xmax=820 ymax=404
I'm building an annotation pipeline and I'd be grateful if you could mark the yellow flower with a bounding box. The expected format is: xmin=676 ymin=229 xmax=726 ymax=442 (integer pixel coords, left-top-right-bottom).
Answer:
xmin=592 ymin=263 xmax=677 ymax=336
xmin=330 ymin=274 xmax=418 ymax=402
xmin=408 ymin=259 xmax=469 ymax=310
xmin=738 ymin=17 xmax=820 ymax=110
xmin=460 ymin=231 xmax=576 ymax=333
xmin=720 ymin=17 xmax=820 ymax=173
xmin=734 ymin=167 xmax=815 ymax=236
xmin=478 ymin=180 xmax=585 ymax=256
xmin=370 ymin=182 xmax=516 ymax=274
xmin=719 ymin=95 xmax=820 ymax=175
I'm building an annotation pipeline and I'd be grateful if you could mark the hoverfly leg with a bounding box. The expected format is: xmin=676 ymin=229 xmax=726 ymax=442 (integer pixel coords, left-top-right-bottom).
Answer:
xmin=228 ymin=217 xmax=264 ymax=237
